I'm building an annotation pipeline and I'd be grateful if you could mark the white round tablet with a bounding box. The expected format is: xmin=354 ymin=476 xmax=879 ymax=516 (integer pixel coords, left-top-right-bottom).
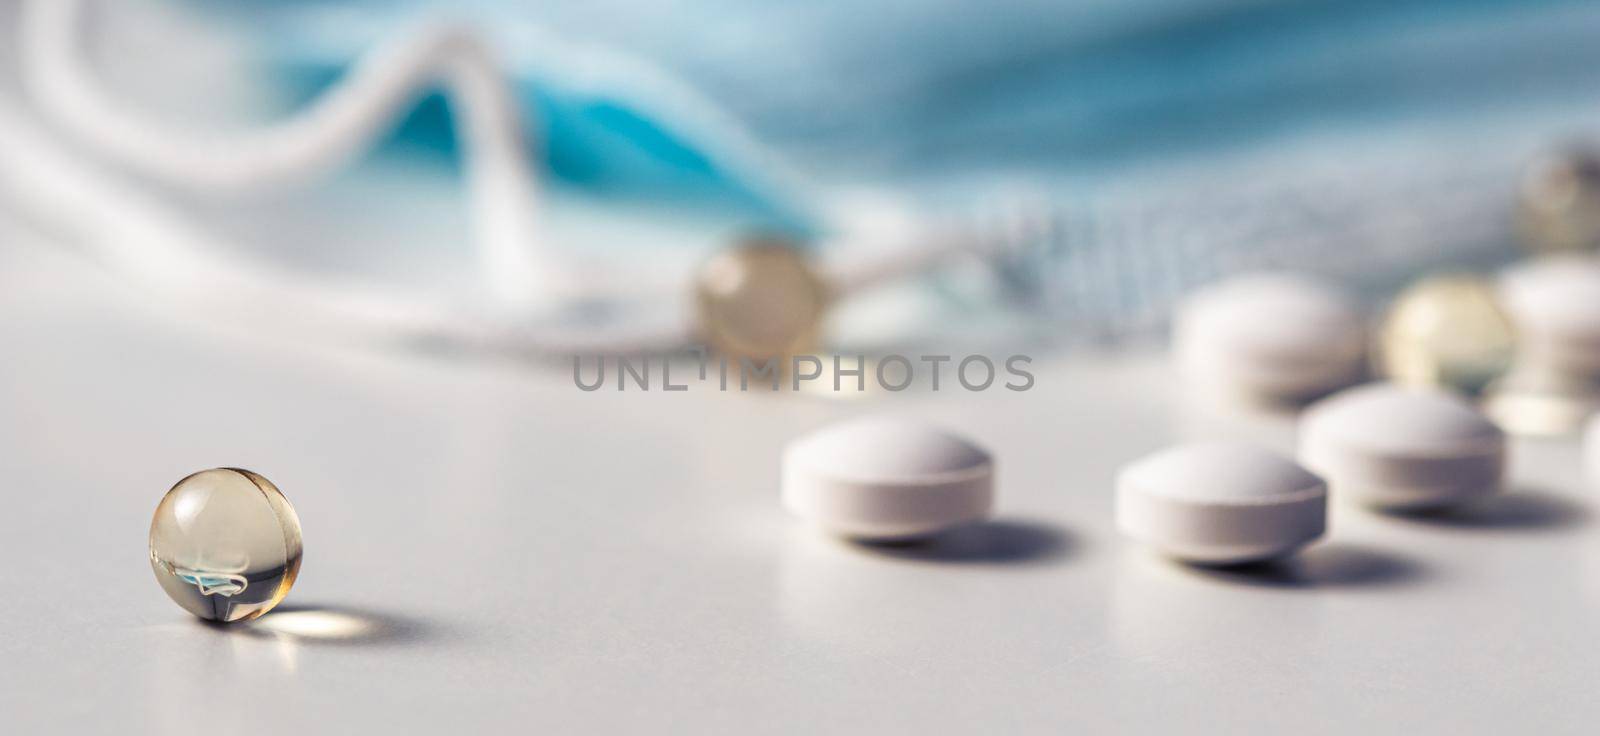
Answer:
xmin=1173 ymin=272 xmax=1366 ymax=402
xmin=1498 ymin=255 xmax=1600 ymax=375
xmin=1115 ymin=441 xmax=1326 ymax=564
xmin=782 ymin=416 xmax=994 ymax=541
xmin=1298 ymin=382 xmax=1506 ymax=510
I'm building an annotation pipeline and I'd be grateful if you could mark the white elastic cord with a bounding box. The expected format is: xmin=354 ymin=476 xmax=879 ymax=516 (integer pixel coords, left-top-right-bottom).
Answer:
xmin=0 ymin=101 xmax=704 ymax=356
xmin=13 ymin=0 xmax=1019 ymax=356
xmin=19 ymin=0 xmax=560 ymax=313
xmin=0 ymin=104 xmax=478 ymax=348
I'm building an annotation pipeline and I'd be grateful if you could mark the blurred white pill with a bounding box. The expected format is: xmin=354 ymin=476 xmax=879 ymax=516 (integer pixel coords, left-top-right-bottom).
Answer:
xmin=782 ymin=416 xmax=994 ymax=541
xmin=1498 ymin=255 xmax=1600 ymax=375
xmin=1116 ymin=441 xmax=1326 ymax=565
xmin=1299 ymin=382 xmax=1505 ymax=510
xmin=1173 ymin=272 xmax=1366 ymax=402
xmin=1584 ymin=412 xmax=1600 ymax=485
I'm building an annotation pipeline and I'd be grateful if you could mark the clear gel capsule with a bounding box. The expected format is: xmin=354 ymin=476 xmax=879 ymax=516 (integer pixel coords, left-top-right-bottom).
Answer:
xmin=149 ymin=468 xmax=303 ymax=622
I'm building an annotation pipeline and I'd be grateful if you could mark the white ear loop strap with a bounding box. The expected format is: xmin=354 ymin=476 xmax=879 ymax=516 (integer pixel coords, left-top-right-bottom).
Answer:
xmin=0 ymin=99 xmax=710 ymax=357
xmin=13 ymin=0 xmax=1041 ymax=358
xmin=0 ymin=104 xmax=479 ymax=348
xmin=19 ymin=0 xmax=555 ymax=313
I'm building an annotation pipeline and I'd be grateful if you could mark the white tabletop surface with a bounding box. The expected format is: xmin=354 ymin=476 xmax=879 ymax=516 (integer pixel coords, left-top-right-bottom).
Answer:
xmin=2 ymin=231 xmax=1598 ymax=735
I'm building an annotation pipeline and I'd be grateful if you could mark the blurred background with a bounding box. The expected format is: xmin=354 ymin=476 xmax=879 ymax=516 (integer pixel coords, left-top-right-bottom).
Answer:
xmin=6 ymin=0 xmax=1600 ymax=363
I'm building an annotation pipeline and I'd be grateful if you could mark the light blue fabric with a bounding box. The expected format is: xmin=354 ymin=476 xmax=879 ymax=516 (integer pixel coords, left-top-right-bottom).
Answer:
xmin=271 ymin=60 xmax=812 ymax=235
xmin=189 ymin=0 xmax=1600 ymax=176
xmin=178 ymin=1 xmax=1600 ymax=255
xmin=165 ymin=0 xmax=1600 ymax=337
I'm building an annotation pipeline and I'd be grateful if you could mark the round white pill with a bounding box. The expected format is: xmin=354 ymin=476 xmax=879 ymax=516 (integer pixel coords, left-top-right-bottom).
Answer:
xmin=1116 ymin=441 xmax=1326 ymax=564
xmin=1173 ymin=272 xmax=1366 ymax=402
xmin=782 ymin=416 xmax=994 ymax=541
xmin=1298 ymin=382 xmax=1506 ymax=510
xmin=1498 ymin=255 xmax=1600 ymax=375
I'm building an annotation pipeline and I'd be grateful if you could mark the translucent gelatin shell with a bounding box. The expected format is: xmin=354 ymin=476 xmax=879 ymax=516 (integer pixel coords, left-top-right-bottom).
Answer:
xmin=149 ymin=468 xmax=302 ymax=622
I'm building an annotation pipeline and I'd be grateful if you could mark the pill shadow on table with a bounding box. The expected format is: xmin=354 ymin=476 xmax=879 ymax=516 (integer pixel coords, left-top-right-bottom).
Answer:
xmin=850 ymin=518 xmax=1074 ymax=566
xmin=1181 ymin=543 xmax=1426 ymax=590
xmin=206 ymin=604 xmax=440 ymax=648
xmin=1383 ymin=489 xmax=1590 ymax=532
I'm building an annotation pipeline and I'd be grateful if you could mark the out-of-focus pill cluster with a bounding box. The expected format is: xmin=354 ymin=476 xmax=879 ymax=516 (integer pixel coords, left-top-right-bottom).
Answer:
xmin=777 ymin=150 xmax=1600 ymax=571
xmin=1174 ymin=148 xmax=1600 ymax=421
xmin=1124 ymin=148 xmax=1600 ymax=565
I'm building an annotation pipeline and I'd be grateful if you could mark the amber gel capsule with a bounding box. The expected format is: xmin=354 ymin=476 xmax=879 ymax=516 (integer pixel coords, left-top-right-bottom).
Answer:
xmin=149 ymin=468 xmax=303 ymax=622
